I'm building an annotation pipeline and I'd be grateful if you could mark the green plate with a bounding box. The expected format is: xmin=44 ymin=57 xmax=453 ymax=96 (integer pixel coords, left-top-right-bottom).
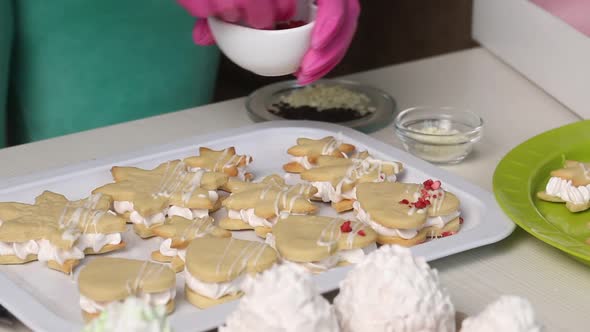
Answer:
xmin=494 ymin=120 xmax=590 ymax=265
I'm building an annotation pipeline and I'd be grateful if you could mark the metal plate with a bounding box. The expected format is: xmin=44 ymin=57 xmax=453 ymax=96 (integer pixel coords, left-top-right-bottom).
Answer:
xmin=246 ymin=79 xmax=397 ymax=133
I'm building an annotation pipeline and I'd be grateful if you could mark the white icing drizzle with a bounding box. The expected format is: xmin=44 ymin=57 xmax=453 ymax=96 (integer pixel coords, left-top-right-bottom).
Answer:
xmin=345 ymin=221 xmax=366 ymax=249
xmin=213 ymin=148 xmax=231 ymax=171
xmin=181 ymin=169 xmax=205 ymax=204
xmin=225 ymin=242 xmax=268 ymax=279
xmin=57 ymin=193 xmax=106 ymax=241
xmin=431 ymin=189 xmax=445 ymax=214
xmin=407 ymin=191 xmax=422 ymax=216
xmin=180 ymin=217 xmax=213 ymax=241
xmin=216 ymin=238 xmax=235 ymax=276
xmin=126 ymin=260 xmax=171 ymax=298
xmin=316 ymin=218 xmax=342 ymax=249
xmin=316 ymin=155 xmax=401 ymax=203
xmin=321 ymin=137 xmax=341 ymax=155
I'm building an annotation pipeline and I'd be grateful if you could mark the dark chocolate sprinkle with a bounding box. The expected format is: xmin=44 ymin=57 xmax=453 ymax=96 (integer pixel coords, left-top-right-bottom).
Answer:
xmin=269 ymin=102 xmax=368 ymax=122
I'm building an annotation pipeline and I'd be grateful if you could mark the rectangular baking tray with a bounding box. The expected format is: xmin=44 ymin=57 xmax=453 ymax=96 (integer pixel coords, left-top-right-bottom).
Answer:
xmin=0 ymin=121 xmax=515 ymax=332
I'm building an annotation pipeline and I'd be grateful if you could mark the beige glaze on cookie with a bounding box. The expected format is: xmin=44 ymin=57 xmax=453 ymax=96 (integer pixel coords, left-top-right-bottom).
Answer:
xmin=300 ymin=152 xmax=403 ymax=206
xmin=152 ymin=216 xmax=231 ymax=243
xmin=184 ymin=147 xmax=252 ymax=180
xmin=93 ymin=160 xmax=228 ymax=217
xmin=287 ymin=136 xmax=356 ymax=158
xmin=185 ymin=237 xmax=277 ymax=284
xmin=272 ymin=215 xmax=377 ymax=263
xmin=355 ymin=182 xmax=460 ymax=230
xmin=552 ymin=160 xmax=590 ymax=187
xmin=0 ymin=191 xmax=126 ymax=249
xmin=222 ymin=176 xmax=317 ymax=220
xmin=78 ymin=258 xmax=176 ymax=302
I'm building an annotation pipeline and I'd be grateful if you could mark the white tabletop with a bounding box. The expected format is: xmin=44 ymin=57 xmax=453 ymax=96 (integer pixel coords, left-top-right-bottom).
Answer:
xmin=1 ymin=47 xmax=588 ymax=331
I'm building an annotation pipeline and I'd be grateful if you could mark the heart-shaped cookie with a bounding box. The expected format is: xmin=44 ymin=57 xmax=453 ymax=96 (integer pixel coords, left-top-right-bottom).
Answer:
xmin=354 ymin=181 xmax=461 ymax=246
xmin=184 ymin=237 xmax=278 ymax=309
xmin=78 ymin=257 xmax=176 ymax=321
xmin=271 ymin=215 xmax=377 ymax=272
xmin=150 ymin=216 xmax=231 ymax=272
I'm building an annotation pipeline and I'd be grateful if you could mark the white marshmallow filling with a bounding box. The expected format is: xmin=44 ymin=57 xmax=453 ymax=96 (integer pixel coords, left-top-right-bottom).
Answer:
xmin=0 ymin=233 xmax=123 ymax=264
xmin=183 ymin=269 xmax=243 ymax=300
xmin=301 ymin=243 xmax=378 ymax=271
xmin=545 ymin=176 xmax=590 ymax=205
xmin=114 ymin=195 xmax=216 ymax=227
xmin=227 ymin=209 xmax=277 ymax=228
xmin=353 ymin=201 xmax=461 ymax=240
xmin=290 ymin=156 xmax=314 ymax=170
xmin=79 ymin=287 xmax=176 ymax=314
xmin=159 ymin=239 xmax=187 ymax=262
xmin=264 ymin=234 xmax=377 ymax=272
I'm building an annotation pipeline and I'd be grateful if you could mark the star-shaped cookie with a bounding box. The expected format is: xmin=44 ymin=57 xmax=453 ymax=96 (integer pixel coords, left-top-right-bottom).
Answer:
xmin=537 ymin=160 xmax=590 ymax=212
xmin=0 ymin=191 xmax=127 ymax=274
xmin=220 ymin=175 xmax=318 ymax=238
xmin=300 ymin=151 xmax=403 ymax=212
xmin=93 ymin=160 xmax=228 ymax=238
xmin=184 ymin=147 xmax=253 ymax=184
xmin=283 ymin=136 xmax=356 ymax=173
xmin=150 ymin=216 xmax=231 ymax=273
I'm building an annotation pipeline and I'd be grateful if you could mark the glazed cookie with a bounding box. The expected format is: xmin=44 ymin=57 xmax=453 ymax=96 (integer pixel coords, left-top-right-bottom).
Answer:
xmin=353 ymin=180 xmax=461 ymax=246
xmin=283 ymin=136 xmax=356 ymax=173
xmin=150 ymin=216 xmax=231 ymax=273
xmin=93 ymin=160 xmax=228 ymax=238
xmin=0 ymin=191 xmax=126 ymax=274
xmin=78 ymin=258 xmax=176 ymax=322
xmin=220 ymin=175 xmax=318 ymax=237
xmin=183 ymin=237 xmax=278 ymax=309
xmin=537 ymin=160 xmax=590 ymax=212
xmin=300 ymin=151 xmax=403 ymax=212
xmin=184 ymin=147 xmax=253 ymax=185
xmin=269 ymin=215 xmax=377 ymax=273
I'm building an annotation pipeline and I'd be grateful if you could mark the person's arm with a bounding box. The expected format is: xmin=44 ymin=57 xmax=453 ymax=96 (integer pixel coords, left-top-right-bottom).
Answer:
xmin=177 ymin=0 xmax=360 ymax=85
xmin=0 ymin=0 xmax=12 ymax=148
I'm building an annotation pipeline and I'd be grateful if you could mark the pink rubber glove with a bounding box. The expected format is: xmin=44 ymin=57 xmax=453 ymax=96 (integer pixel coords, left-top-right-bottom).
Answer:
xmin=296 ymin=0 xmax=360 ymax=85
xmin=177 ymin=0 xmax=297 ymax=45
xmin=178 ymin=0 xmax=360 ymax=85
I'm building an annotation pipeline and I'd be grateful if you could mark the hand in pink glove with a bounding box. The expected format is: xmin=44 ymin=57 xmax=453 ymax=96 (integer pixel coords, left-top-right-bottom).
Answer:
xmin=296 ymin=0 xmax=360 ymax=85
xmin=178 ymin=0 xmax=360 ymax=85
xmin=177 ymin=0 xmax=297 ymax=45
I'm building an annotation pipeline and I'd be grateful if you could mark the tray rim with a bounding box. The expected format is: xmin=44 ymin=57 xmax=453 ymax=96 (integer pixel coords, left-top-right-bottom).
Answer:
xmin=0 ymin=120 xmax=515 ymax=332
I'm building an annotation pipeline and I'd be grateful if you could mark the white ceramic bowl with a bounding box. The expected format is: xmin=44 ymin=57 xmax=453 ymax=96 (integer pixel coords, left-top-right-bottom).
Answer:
xmin=209 ymin=6 xmax=316 ymax=76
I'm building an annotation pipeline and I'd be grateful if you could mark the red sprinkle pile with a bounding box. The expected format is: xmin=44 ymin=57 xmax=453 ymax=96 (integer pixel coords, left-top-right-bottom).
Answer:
xmin=357 ymin=230 xmax=366 ymax=237
xmin=398 ymin=179 xmax=443 ymax=210
xmin=340 ymin=221 xmax=353 ymax=233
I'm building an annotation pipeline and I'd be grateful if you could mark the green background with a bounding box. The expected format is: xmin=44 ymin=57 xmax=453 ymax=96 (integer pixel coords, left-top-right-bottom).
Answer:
xmin=2 ymin=0 xmax=220 ymax=146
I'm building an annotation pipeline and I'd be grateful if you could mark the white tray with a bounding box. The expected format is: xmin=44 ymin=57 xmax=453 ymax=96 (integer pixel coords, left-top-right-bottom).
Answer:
xmin=0 ymin=121 xmax=514 ymax=332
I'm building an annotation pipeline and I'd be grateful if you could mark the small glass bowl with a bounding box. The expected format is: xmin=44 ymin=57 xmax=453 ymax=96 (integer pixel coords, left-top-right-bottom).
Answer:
xmin=394 ymin=106 xmax=483 ymax=164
